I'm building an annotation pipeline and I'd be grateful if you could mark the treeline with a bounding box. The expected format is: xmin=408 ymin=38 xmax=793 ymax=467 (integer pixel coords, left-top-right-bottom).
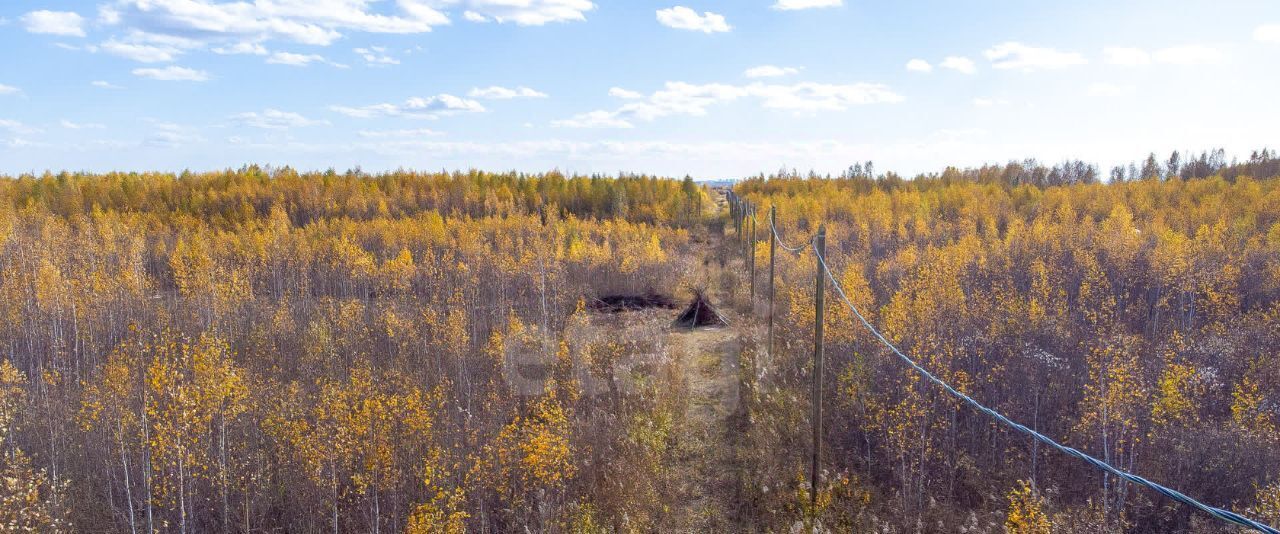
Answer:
xmin=0 ymin=169 xmax=708 ymax=532
xmin=1 ymin=166 xmax=705 ymax=228
xmin=763 ymin=147 xmax=1280 ymax=190
xmin=736 ymin=172 xmax=1280 ymax=532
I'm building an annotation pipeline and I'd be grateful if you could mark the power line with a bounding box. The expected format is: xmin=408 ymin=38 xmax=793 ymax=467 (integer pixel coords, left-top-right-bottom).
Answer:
xmin=809 ymin=244 xmax=1279 ymax=534
xmin=736 ymin=188 xmax=1277 ymax=533
xmin=768 ymin=217 xmax=811 ymax=254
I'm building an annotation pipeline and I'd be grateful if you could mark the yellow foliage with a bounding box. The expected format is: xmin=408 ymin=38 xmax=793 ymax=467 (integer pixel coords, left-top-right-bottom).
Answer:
xmin=1005 ymin=480 xmax=1052 ymax=534
xmin=0 ymin=449 xmax=68 ymax=532
xmin=1232 ymin=364 xmax=1278 ymax=439
xmin=0 ymin=359 xmax=25 ymax=446
xmin=1253 ymin=481 xmax=1280 ymax=527
xmin=406 ymin=486 xmax=469 ymax=534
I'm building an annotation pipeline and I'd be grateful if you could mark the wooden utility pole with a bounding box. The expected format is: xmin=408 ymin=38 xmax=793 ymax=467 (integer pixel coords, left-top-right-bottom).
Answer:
xmin=768 ymin=206 xmax=777 ymax=362
xmin=811 ymin=224 xmax=826 ymax=508
xmin=749 ymin=209 xmax=757 ymax=304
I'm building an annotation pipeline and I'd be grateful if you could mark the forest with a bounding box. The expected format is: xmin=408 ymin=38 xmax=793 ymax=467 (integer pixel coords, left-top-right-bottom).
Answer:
xmin=1 ymin=154 xmax=1279 ymax=533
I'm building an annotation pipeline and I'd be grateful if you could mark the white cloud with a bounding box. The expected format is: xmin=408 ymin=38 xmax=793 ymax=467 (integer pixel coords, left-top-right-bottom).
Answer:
xmin=772 ymin=0 xmax=842 ymax=9
xmin=267 ymin=51 xmax=328 ymax=66
xmin=407 ymin=94 xmax=485 ymax=112
xmin=48 ymin=0 xmax=592 ymax=77
xmin=552 ymin=111 xmax=635 ymax=129
xmin=91 ymin=80 xmax=124 ymax=89
xmin=21 ymin=10 xmax=86 ymax=37
xmin=468 ymin=86 xmax=548 ymax=99
xmin=1103 ymin=47 xmax=1150 ymax=66
xmin=973 ymin=97 xmax=1010 ymax=107
xmin=3 ymin=138 xmax=47 ymax=149
xmin=940 ymin=56 xmax=976 ymax=74
xmin=132 ymin=66 xmax=210 ymax=81
xmin=231 ymin=109 xmax=329 ymax=129
xmin=751 ymin=82 xmax=904 ymax=112
xmin=145 ymin=126 xmax=203 ymax=147
xmin=1151 ymin=45 xmax=1222 ymax=65
xmin=357 ymin=128 xmax=443 ymax=138
xmin=1257 ymin=24 xmax=1280 ymax=43
xmin=212 ymin=42 xmax=268 ymax=55
xmin=1087 ymin=83 xmax=1137 ymax=97
xmin=464 ymin=0 xmax=594 ymax=26
xmin=744 ymin=65 xmax=801 ymax=78
xmin=101 ymin=40 xmax=182 ymax=62
xmin=356 ymin=46 xmax=399 ymax=65
xmin=61 ymin=119 xmax=107 ymax=130
xmin=609 ymin=87 xmax=644 ymax=99
xmin=0 ymin=84 xmax=19 ymax=95
xmin=656 ymin=7 xmax=730 ymax=33
xmin=101 ymin=0 xmax=450 ymax=48
xmin=330 ymin=103 xmax=403 ymax=119
xmin=331 ymin=94 xmax=486 ymax=119
xmin=905 ymin=59 xmax=932 ymax=73
xmin=96 ymin=31 xmax=205 ymax=62
xmin=556 ymin=80 xmax=902 ymax=128
xmin=0 ymin=120 xmax=40 ymax=134
xmin=984 ymin=42 xmax=1086 ymax=71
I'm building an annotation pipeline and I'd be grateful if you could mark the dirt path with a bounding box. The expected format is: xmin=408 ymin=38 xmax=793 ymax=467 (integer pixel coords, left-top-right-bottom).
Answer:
xmin=658 ymin=190 xmax=755 ymax=532
xmin=585 ymin=190 xmax=752 ymax=532
xmin=662 ymin=325 xmax=742 ymax=531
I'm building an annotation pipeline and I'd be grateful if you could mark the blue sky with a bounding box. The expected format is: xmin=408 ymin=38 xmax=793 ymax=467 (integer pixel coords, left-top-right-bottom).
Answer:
xmin=2 ymin=0 xmax=1279 ymax=178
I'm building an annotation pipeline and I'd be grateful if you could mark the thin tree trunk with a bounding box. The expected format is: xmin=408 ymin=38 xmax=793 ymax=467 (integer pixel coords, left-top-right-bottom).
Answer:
xmin=220 ymin=407 xmax=230 ymax=534
xmin=118 ymin=420 xmax=138 ymax=534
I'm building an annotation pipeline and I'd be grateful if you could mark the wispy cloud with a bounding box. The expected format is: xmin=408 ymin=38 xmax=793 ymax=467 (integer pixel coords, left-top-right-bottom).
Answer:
xmin=132 ymin=66 xmax=210 ymax=82
xmin=467 ymin=0 xmax=595 ymax=25
xmin=556 ymin=80 xmax=903 ymax=128
xmin=99 ymin=0 xmax=448 ymax=48
xmin=985 ymin=42 xmax=1086 ymax=71
xmin=61 ymin=119 xmax=107 ymax=130
xmin=656 ymin=7 xmax=730 ymax=33
xmin=144 ymin=121 xmax=203 ymax=147
xmin=356 ymin=46 xmax=399 ymax=65
xmin=91 ymin=80 xmax=124 ymax=89
xmin=772 ymin=0 xmax=842 ymax=10
xmin=231 ymin=109 xmax=329 ymax=130
xmin=0 ymin=119 xmax=41 ymax=134
xmin=21 ymin=10 xmax=86 ymax=37
xmin=468 ymin=86 xmax=548 ymax=99
xmin=940 ymin=56 xmax=976 ymax=74
xmin=0 ymin=84 xmax=20 ymax=96
xmin=905 ymin=59 xmax=932 ymax=73
xmin=212 ymin=42 xmax=268 ymax=56
xmin=94 ymin=31 xmax=205 ymax=63
xmin=331 ymin=94 xmax=486 ymax=119
xmin=267 ymin=51 xmax=345 ymax=67
xmin=744 ymin=65 xmax=801 ymax=78
xmin=552 ymin=110 xmax=636 ymax=129
xmin=101 ymin=40 xmax=182 ymax=62
xmin=357 ymin=128 xmax=444 ymax=138
xmin=609 ymin=87 xmax=644 ymax=100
